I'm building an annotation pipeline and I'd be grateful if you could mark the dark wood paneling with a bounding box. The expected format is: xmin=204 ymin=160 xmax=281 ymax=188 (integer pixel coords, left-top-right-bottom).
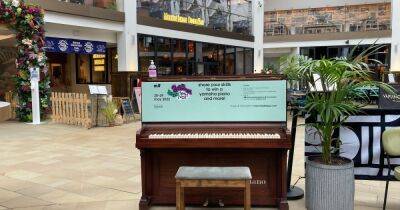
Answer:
xmin=137 ymin=15 xmax=254 ymax=42
xmin=28 ymin=0 xmax=125 ymax=22
xmin=264 ymin=30 xmax=391 ymax=43
xmin=137 ymin=148 xmax=288 ymax=209
xmin=111 ymin=72 xmax=132 ymax=97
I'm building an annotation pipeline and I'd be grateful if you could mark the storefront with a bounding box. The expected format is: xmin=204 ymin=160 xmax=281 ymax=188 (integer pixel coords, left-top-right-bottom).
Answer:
xmin=138 ymin=34 xmax=254 ymax=76
xmin=45 ymin=37 xmax=118 ymax=93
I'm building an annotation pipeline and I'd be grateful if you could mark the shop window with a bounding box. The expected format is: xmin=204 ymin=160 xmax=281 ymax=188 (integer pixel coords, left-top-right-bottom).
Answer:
xmin=77 ymin=54 xmax=91 ymax=84
xmin=76 ymin=53 xmax=108 ymax=84
xmin=156 ymin=37 xmax=172 ymax=75
xmin=225 ymin=47 xmax=235 ymax=75
xmin=138 ymin=35 xmax=155 ymax=72
xmin=236 ymin=47 xmax=244 ymax=74
xmin=244 ymin=48 xmax=253 ymax=74
xmin=172 ymin=39 xmax=187 ymax=75
xmin=187 ymin=41 xmax=196 ymax=75
xmin=47 ymin=52 xmax=68 ymax=89
xmin=202 ymin=43 xmax=221 ymax=75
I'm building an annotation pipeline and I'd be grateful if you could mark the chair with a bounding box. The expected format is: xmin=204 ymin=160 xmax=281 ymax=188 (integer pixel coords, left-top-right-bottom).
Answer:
xmin=382 ymin=127 xmax=400 ymax=210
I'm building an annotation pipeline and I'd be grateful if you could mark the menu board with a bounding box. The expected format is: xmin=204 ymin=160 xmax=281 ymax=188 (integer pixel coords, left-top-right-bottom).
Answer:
xmin=121 ymin=98 xmax=134 ymax=116
xmin=142 ymin=80 xmax=287 ymax=122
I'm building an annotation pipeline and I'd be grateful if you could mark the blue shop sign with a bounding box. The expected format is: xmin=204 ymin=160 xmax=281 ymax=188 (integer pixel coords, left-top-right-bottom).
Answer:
xmin=45 ymin=37 xmax=106 ymax=54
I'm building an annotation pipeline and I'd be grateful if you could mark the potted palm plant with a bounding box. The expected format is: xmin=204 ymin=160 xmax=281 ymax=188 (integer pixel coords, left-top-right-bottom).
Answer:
xmin=282 ymin=45 xmax=395 ymax=210
xmin=101 ymin=98 xmax=118 ymax=127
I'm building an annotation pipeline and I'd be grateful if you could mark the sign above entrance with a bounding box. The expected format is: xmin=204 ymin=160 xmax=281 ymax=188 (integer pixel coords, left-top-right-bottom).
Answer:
xmin=163 ymin=13 xmax=204 ymax=26
xmin=45 ymin=37 xmax=106 ymax=54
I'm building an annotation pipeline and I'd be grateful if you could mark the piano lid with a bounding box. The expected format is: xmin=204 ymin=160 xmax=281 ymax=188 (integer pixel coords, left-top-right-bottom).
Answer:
xmin=141 ymin=76 xmax=287 ymax=123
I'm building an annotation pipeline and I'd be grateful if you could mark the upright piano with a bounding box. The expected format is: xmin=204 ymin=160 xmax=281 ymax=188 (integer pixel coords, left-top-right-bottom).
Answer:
xmin=136 ymin=75 xmax=291 ymax=210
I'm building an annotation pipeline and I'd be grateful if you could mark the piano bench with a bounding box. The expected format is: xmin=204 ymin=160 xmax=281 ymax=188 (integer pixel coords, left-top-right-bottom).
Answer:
xmin=175 ymin=166 xmax=252 ymax=210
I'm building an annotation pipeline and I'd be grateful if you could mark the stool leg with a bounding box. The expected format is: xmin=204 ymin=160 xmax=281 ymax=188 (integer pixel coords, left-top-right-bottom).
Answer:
xmin=244 ymin=180 xmax=251 ymax=210
xmin=181 ymin=186 xmax=185 ymax=210
xmin=176 ymin=181 xmax=183 ymax=210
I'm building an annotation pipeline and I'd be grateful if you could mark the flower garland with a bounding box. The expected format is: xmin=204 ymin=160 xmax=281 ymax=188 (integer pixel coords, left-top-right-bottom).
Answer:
xmin=0 ymin=0 xmax=50 ymax=122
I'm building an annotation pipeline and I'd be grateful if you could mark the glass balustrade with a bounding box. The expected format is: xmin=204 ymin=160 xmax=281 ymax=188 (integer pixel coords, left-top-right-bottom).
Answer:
xmin=137 ymin=0 xmax=253 ymax=36
xmin=264 ymin=3 xmax=392 ymax=36
xmin=57 ymin=0 xmax=121 ymax=11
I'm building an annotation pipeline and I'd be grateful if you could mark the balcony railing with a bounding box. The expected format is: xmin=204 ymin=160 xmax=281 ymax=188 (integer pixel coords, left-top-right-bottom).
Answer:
xmin=137 ymin=0 xmax=253 ymax=36
xmin=264 ymin=3 xmax=391 ymax=36
xmin=58 ymin=0 xmax=121 ymax=11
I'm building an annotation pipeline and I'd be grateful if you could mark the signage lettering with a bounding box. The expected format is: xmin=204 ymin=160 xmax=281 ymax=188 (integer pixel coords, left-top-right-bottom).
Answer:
xmin=250 ymin=179 xmax=267 ymax=185
xmin=45 ymin=37 xmax=106 ymax=54
xmin=163 ymin=13 xmax=204 ymax=26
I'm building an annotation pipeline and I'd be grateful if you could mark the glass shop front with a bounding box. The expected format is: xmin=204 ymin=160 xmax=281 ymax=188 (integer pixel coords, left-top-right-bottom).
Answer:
xmin=138 ymin=34 xmax=254 ymax=76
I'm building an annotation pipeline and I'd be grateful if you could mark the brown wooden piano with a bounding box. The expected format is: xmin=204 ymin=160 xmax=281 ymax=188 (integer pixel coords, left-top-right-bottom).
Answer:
xmin=136 ymin=75 xmax=291 ymax=210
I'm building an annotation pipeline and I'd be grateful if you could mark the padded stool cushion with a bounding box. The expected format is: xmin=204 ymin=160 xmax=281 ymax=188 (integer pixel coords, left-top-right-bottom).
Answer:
xmin=395 ymin=167 xmax=400 ymax=180
xmin=176 ymin=166 xmax=252 ymax=180
xmin=382 ymin=127 xmax=400 ymax=156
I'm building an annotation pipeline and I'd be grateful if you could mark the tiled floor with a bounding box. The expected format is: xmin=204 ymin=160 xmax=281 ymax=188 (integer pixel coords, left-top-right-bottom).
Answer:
xmin=0 ymin=120 xmax=399 ymax=210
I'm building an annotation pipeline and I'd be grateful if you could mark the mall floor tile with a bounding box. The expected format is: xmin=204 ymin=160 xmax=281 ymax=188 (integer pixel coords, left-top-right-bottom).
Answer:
xmin=0 ymin=120 xmax=399 ymax=210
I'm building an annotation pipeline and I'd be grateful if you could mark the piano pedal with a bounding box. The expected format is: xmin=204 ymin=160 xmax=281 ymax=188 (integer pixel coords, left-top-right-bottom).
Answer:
xmin=218 ymin=199 xmax=224 ymax=207
xmin=203 ymin=199 xmax=209 ymax=207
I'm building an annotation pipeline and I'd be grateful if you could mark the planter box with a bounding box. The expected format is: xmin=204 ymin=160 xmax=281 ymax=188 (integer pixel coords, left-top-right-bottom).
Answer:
xmin=306 ymin=157 xmax=354 ymax=210
xmin=94 ymin=0 xmax=115 ymax=9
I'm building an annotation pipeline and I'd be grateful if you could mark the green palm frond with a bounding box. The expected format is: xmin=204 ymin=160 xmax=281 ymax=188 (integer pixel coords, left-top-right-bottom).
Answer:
xmin=282 ymin=43 xmax=398 ymax=164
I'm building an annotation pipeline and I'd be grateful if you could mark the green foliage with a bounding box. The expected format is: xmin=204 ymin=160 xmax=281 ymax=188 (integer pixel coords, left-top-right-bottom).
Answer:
xmin=101 ymin=99 xmax=118 ymax=125
xmin=0 ymin=0 xmax=50 ymax=122
xmin=262 ymin=63 xmax=277 ymax=74
xmin=106 ymin=2 xmax=117 ymax=10
xmin=282 ymin=45 xmax=396 ymax=164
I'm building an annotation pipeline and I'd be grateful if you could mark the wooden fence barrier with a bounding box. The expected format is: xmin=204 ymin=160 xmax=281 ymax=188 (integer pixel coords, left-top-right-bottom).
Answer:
xmin=4 ymin=91 xmax=17 ymax=119
xmin=51 ymin=92 xmax=92 ymax=128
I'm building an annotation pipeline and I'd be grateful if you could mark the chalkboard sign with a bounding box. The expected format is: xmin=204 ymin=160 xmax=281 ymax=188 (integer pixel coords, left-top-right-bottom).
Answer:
xmin=121 ymin=98 xmax=134 ymax=116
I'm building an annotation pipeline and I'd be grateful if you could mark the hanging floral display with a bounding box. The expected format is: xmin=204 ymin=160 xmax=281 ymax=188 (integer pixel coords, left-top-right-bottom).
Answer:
xmin=0 ymin=0 xmax=50 ymax=122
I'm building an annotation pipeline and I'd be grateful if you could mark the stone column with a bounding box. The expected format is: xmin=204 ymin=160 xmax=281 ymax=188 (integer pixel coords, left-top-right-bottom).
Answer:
xmin=391 ymin=0 xmax=400 ymax=72
xmin=117 ymin=0 xmax=138 ymax=72
xmin=252 ymin=0 xmax=264 ymax=73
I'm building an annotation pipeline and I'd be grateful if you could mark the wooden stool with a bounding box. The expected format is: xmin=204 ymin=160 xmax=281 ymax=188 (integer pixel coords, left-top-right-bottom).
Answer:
xmin=175 ymin=166 xmax=252 ymax=210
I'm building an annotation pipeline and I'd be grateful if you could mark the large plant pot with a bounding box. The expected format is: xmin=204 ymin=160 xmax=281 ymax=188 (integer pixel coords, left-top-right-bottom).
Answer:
xmin=306 ymin=156 xmax=354 ymax=210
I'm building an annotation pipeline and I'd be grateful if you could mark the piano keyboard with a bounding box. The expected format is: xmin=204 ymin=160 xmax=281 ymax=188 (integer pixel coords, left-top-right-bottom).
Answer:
xmin=148 ymin=133 xmax=281 ymax=139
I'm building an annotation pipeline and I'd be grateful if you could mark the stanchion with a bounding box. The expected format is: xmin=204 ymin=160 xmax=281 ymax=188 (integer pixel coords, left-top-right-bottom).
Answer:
xmin=287 ymin=108 xmax=304 ymax=200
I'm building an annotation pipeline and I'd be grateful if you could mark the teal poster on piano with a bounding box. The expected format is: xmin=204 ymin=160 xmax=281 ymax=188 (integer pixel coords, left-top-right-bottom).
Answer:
xmin=141 ymin=80 xmax=286 ymax=122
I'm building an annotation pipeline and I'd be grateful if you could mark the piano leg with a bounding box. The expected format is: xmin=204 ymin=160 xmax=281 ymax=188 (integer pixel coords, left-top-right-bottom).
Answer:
xmin=278 ymin=149 xmax=289 ymax=210
xmin=279 ymin=200 xmax=289 ymax=210
xmin=139 ymin=150 xmax=152 ymax=210
xmin=139 ymin=195 xmax=151 ymax=210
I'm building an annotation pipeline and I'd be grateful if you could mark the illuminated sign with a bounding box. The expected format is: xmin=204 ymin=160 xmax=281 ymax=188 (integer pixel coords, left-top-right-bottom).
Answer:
xmin=163 ymin=13 xmax=205 ymax=26
xmin=94 ymin=66 xmax=105 ymax=72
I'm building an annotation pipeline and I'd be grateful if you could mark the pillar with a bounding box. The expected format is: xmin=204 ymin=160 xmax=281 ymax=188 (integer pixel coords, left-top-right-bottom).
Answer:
xmin=117 ymin=0 xmax=138 ymax=72
xmin=252 ymin=0 xmax=264 ymax=73
xmin=391 ymin=0 xmax=400 ymax=72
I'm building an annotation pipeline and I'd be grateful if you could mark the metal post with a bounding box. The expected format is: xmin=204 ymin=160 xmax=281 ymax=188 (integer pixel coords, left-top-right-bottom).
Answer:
xmin=287 ymin=108 xmax=304 ymax=200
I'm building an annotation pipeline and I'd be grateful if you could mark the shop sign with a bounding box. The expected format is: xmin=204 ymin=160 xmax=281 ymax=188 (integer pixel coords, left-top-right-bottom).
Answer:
xmin=163 ymin=13 xmax=204 ymax=26
xmin=45 ymin=37 xmax=106 ymax=54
